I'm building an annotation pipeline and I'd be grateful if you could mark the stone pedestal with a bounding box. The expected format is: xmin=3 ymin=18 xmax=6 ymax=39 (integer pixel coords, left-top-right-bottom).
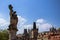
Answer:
xmin=8 ymin=25 xmax=18 ymax=40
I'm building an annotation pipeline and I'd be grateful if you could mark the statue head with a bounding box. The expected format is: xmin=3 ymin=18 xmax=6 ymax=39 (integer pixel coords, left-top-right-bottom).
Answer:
xmin=13 ymin=11 xmax=16 ymax=14
xmin=9 ymin=4 xmax=13 ymax=10
xmin=12 ymin=11 xmax=17 ymax=17
xmin=13 ymin=11 xmax=17 ymax=17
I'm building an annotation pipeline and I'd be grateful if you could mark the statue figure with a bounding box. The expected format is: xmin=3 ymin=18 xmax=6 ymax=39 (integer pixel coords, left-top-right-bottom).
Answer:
xmin=9 ymin=5 xmax=18 ymax=27
xmin=8 ymin=5 xmax=18 ymax=40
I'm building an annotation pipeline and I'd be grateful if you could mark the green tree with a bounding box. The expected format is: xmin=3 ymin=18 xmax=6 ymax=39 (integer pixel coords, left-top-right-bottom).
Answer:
xmin=0 ymin=30 xmax=9 ymax=40
xmin=57 ymin=28 xmax=60 ymax=31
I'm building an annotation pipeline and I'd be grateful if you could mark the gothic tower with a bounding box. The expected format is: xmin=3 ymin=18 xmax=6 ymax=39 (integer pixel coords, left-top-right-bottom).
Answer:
xmin=8 ymin=5 xmax=18 ymax=40
xmin=23 ymin=29 xmax=29 ymax=40
xmin=32 ymin=22 xmax=38 ymax=40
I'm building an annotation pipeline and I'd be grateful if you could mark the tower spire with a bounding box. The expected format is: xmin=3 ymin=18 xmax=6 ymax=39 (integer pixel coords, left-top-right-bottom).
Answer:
xmin=33 ymin=22 xmax=36 ymax=29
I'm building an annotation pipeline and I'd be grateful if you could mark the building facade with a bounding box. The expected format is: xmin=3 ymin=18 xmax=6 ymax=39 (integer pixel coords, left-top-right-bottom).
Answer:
xmin=16 ymin=22 xmax=60 ymax=40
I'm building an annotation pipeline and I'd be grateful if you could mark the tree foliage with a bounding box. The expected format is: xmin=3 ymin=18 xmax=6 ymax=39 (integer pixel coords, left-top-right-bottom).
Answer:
xmin=0 ymin=30 xmax=9 ymax=40
xmin=57 ymin=28 xmax=60 ymax=31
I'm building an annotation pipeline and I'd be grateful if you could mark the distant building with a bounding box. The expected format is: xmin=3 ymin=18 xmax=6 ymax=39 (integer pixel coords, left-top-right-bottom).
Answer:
xmin=16 ymin=22 xmax=60 ymax=40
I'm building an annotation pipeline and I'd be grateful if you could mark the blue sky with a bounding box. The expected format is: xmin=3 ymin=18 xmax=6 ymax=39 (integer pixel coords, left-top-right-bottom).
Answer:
xmin=0 ymin=0 xmax=60 ymax=34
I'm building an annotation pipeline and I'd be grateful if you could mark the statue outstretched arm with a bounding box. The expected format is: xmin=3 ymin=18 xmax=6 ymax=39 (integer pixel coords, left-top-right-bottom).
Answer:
xmin=8 ymin=5 xmax=13 ymax=18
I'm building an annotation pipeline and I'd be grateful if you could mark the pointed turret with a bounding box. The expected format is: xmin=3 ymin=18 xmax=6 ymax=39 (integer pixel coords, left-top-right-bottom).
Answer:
xmin=33 ymin=22 xmax=36 ymax=29
xmin=31 ymin=22 xmax=38 ymax=40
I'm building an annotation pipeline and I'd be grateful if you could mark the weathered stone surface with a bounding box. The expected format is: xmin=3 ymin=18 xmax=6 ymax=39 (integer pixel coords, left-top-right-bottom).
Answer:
xmin=8 ymin=4 xmax=18 ymax=40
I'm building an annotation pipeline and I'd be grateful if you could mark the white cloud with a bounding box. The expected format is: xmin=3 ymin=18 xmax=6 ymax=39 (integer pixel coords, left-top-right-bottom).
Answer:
xmin=17 ymin=16 xmax=27 ymax=26
xmin=0 ymin=18 xmax=9 ymax=30
xmin=36 ymin=19 xmax=52 ymax=32
xmin=36 ymin=18 xmax=45 ymax=24
xmin=23 ymin=24 xmax=33 ymax=29
xmin=17 ymin=16 xmax=27 ymax=34
xmin=17 ymin=15 xmax=27 ymax=30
